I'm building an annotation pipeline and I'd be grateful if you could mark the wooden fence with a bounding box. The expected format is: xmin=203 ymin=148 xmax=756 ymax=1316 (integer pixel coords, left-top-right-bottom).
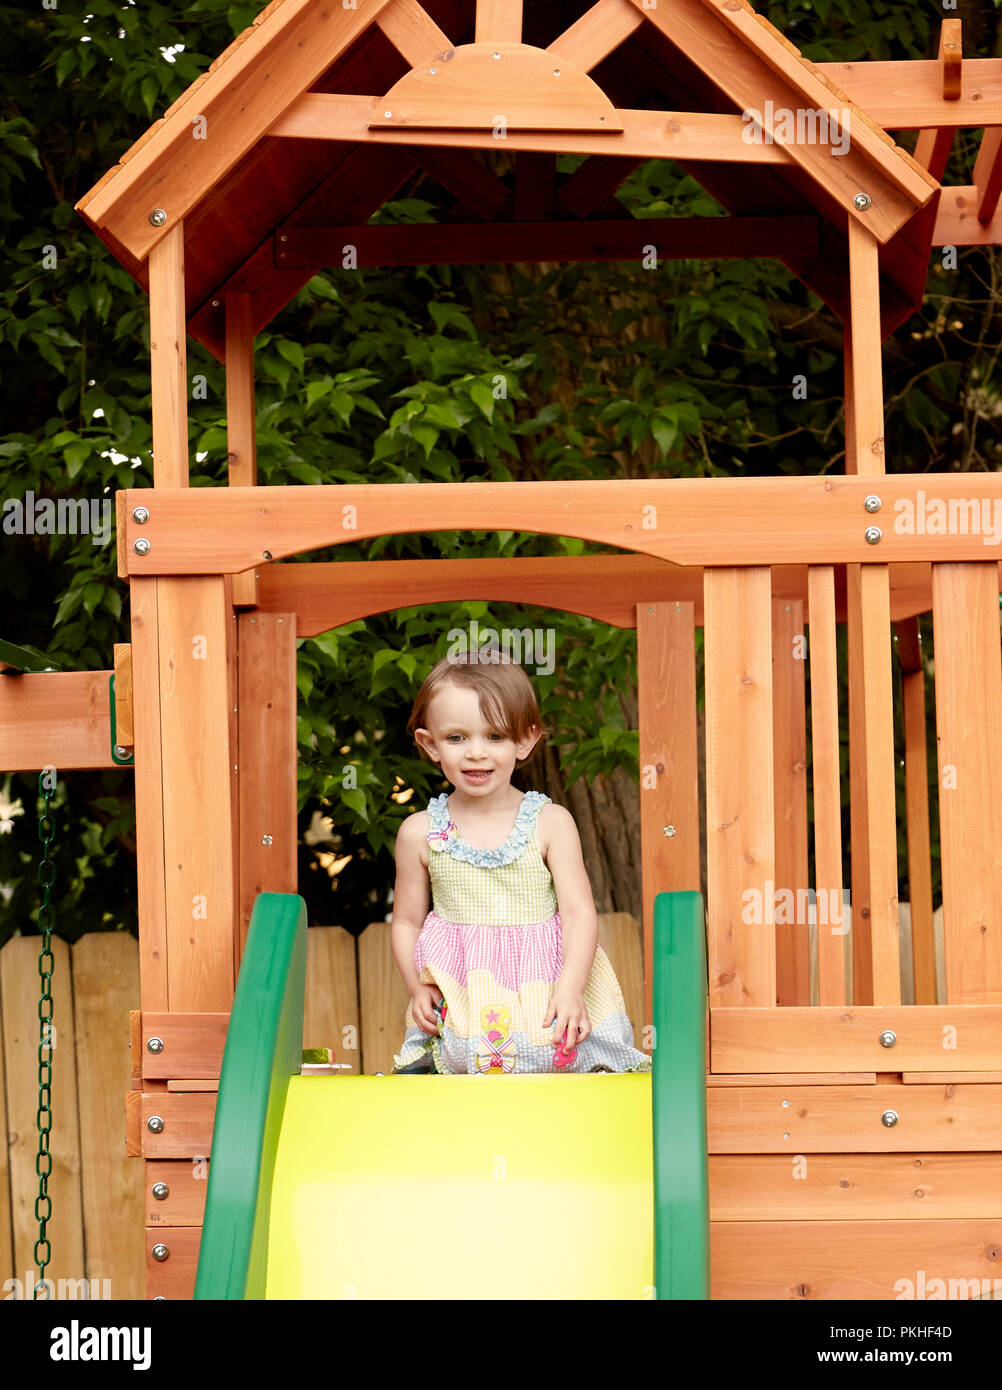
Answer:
xmin=0 ymin=912 xmax=646 ymax=1300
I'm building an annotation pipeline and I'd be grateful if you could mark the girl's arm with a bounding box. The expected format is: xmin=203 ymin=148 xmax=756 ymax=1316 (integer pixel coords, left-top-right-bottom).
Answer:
xmin=389 ymin=812 xmax=431 ymax=996
xmin=539 ymin=803 xmax=599 ymax=1045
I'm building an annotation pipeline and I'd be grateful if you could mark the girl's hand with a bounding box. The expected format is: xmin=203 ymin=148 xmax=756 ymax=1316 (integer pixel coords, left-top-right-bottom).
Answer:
xmin=543 ymin=988 xmax=591 ymax=1052
xmin=412 ymin=982 xmax=444 ymax=1035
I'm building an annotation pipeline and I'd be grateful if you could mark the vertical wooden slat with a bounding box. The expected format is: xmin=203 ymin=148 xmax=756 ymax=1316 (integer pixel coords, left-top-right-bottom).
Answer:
xmin=597 ymin=913 xmax=645 ymax=1050
xmin=475 ymin=0 xmax=522 ymax=43
xmin=0 ymin=950 xmax=13 ymax=1287
xmin=226 ymin=292 xmax=258 ymax=609
xmin=932 ymin=562 xmax=1002 ymax=1004
xmin=72 ymin=934 xmax=144 ymax=1299
xmin=896 ymin=617 xmax=936 ymax=1005
xmin=130 ymin=577 xmax=168 ymax=1011
xmin=846 ymin=218 xmax=900 ymax=1006
xmin=304 ymin=927 xmax=361 ymax=1075
xmin=772 ymin=596 xmax=809 ymax=1004
xmin=358 ymin=922 xmax=412 ymax=1075
xmin=1 ymin=936 xmax=84 ymax=1293
xmin=704 ymin=568 xmax=775 ymax=1009
xmin=845 ymin=562 xmax=871 ymax=1002
xmin=148 ymin=221 xmax=188 ymax=488
xmin=237 ymin=612 xmax=298 ymax=958
xmin=636 ymin=602 xmax=700 ymax=1025
xmin=113 ymin=642 xmax=134 ymax=748
xmin=807 ymin=566 xmax=846 ymax=1005
xmin=158 ymin=577 xmax=235 ymax=1011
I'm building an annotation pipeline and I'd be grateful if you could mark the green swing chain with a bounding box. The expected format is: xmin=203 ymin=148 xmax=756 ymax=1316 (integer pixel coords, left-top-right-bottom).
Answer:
xmin=34 ymin=771 xmax=56 ymax=1299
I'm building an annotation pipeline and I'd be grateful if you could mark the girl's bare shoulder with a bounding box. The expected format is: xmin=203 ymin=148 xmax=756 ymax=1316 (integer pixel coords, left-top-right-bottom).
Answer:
xmin=396 ymin=810 xmax=430 ymax=856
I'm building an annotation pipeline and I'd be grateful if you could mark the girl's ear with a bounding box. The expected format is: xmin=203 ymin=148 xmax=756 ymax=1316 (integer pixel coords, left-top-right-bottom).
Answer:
xmin=515 ymin=723 xmax=542 ymax=761
xmin=414 ymin=727 xmax=439 ymax=763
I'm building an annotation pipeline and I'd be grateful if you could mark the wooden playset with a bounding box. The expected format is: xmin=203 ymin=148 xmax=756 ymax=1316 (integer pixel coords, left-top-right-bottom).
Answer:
xmin=1 ymin=0 xmax=1001 ymax=1298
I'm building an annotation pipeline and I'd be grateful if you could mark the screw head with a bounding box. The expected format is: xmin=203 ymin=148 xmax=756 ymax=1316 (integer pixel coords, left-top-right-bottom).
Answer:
xmin=149 ymin=208 xmax=167 ymax=227
xmin=146 ymin=1036 xmax=164 ymax=1054
xmin=134 ymin=537 xmax=151 ymax=556
xmin=854 ymin=192 xmax=871 ymax=211
xmin=147 ymin=1115 xmax=164 ymax=1133
xmin=262 ymin=550 xmax=272 ymax=560
xmin=384 ymin=111 xmax=392 ymax=118
xmin=262 ymin=834 xmax=273 ymax=846
xmin=863 ymin=495 xmax=882 ymax=514
xmin=663 ymin=825 xmax=676 ymax=838
xmin=879 ymin=1029 xmax=897 ymax=1048
xmin=864 ymin=526 xmax=882 ymax=545
xmin=493 ymin=51 xmax=501 ymax=59
xmin=151 ymin=1243 xmax=169 ymax=1262
xmin=114 ymin=746 xmax=130 ymax=760
xmin=429 ymin=67 xmax=437 ymax=74
xmin=881 ymin=1109 xmax=899 ymax=1127
xmin=152 ymin=1182 xmax=169 ymax=1201
xmin=132 ymin=506 xmax=150 ymax=524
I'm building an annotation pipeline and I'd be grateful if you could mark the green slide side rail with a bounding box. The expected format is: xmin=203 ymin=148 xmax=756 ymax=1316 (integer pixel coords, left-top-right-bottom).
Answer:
xmin=653 ymin=890 xmax=710 ymax=1300
xmin=194 ymin=892 xmax=307 ymax=1300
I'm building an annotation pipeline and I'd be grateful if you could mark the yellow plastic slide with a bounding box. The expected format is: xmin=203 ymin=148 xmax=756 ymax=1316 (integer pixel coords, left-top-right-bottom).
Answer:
xmin=265 ymin=1074 xmax=653 ymax=1299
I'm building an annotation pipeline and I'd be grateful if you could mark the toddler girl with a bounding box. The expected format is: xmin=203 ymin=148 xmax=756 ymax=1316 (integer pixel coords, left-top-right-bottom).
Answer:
xmin=390 ymin=649 xmax=651 ymax=1075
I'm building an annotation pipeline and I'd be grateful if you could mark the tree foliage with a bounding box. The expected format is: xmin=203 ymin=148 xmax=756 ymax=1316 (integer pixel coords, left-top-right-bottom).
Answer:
xmin=1 ymin=0 xmax=1000 ymax=943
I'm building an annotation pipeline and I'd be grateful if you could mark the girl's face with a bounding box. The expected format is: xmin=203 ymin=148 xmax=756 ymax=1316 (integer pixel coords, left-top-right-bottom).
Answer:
xmin=414 ymin=682 xmax=539 ymax=799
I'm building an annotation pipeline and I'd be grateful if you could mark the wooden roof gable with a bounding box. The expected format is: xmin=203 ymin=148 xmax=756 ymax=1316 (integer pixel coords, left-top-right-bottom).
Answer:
xmin=76 ymin=0 xmax=941 ymax=358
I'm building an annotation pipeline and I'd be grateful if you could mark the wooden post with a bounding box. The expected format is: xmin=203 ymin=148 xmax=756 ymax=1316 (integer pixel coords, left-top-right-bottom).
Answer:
xmin=636 ymin=601 xmax=700 ymax=1029
xmin=148 ymin=223 xmax=188 ymax=488
xmin=772 ymin=595 xmax=809 ymax=1004
xmin=226 ymin=292 xmax=258 ymax=608
xmin=704 ymin=568 xmax=776 ymax=1010
xmin=475 ymin=0 xmax=522 ymax=43
xmin=845 ymin=218 xmax=900 ymax=1007
xmin=895 ymin=617 xmax=936 ymax=1005
xmin=808 ymin=566 xmax=847 ymax=1005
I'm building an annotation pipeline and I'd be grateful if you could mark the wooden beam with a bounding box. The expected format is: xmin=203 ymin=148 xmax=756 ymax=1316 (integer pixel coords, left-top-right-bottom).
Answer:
xmin=847 ymin=219 xmax=900 ymax=1007
xmin=131 ymin=578 xmax=168 ymax=1012
xmin=118 ymin=476 xmax=1002 ymax=577
xmin=237 ymin=613 xmax=298 ymax=958
xmin=225 ymin=293 xmax=257 ymax=608
xmin=933 ymin=183 xmax=1002 ymax=246
xmin=807 ymin=567 xmax=846 ymax=1006
xmin=547 ymin=0 xmax=642 ymax=74
xmin=0 ymin=671 xmax=116 ymax=771
xmin=149 ymin=223 xmax=188 ymax=488
xmin=772 ymin=596 xmax=809 ymax=1005
xmin=377 ymin=0 xmax=452 ymax=65
xmin=637 ymin=602 xmax=700 ymax=1027
xmin=157 ymin=578 xmax=236 ymax=1011
xmin=704 ymin=568 xmax=775 ymax=1009
xmin=815 ymin=58 xmax=1002 ymax=129
xmin=270 ymin=95 xmax=796 ymax=163
xmin=275 ymin=215 xmax=821 ymax=268
xmin=475 ymin=0 xmax=522 ymax=44
xmin=514 ymin=152 xmax=556 ymax=221
xmin=627 ymin=0 xmax=936 ymax=244
xmin=711 ymin=1006 xmax=1002 ymax=1074
xmin=894 ymin=617 xmax=935 ymax=1006
xmin=416 ymin=147 xmax=513 ymax=219
xmin=973 ymin=127 xmax=1002 ymax=225
xmin=556 ymin=154 xmax=641 ymax=218
xmin=938 ymin=18 xmax=963 ymax=99
xmin=75 ymin=0 xmax=397 ymax=261
xmin=932 ymin=563 xmax=1002 ymax=1005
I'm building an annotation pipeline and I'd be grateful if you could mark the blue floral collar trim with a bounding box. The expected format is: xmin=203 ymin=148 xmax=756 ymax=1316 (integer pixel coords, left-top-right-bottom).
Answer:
xmin=426 ymin=790 xmax=550 ymax=867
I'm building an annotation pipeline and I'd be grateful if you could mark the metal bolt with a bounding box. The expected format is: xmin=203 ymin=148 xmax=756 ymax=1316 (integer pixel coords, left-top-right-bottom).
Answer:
xmin=114 ymin=746 xmax=130 ymax=760
xmin=151 ymin=1243 xmax=169 ymax=1262
xmin=663 ymin=825 xmax=676 ymax=838
xmin=211 ymin=300 xmax=220 ymax=308
xmin=881 ymin=1109 xmax=899 ymax=1127
xmin=262 ymin=834 xmax=273 ymax=846
xmin=384 ymin=111 xmax=392 ymax=118
xmin=553 ymin=69 xmax=561 ymax=76
xmin=854 ymin=192 xmax=871 ymax=211
xmin=134 ymin=538 xmax=151 ymax=556
xmin=133 ymin=506 xmax=150 ymax=524
xmin=153 ymin=1296 xmax=166 ymax=1300
xmin=864 ymin=526 xmax=882 ymax=545
xmin=147 ymin=1115 xmax=164 ymax=1133
xmin=146 ymin=1036 xmax=164 ymax=1054
xmin=493 ymin=51 xmax=501 ymax=59
xmin=152 ymin=1182 xmax=169 ymax=1201
xmin=262 ymin=550 xmax=272 ymax=560
xmin=149 ymin=208 xmax=167 ymax=227
xmin=429 ymin=67 xmax=437 ymax=74
xmin=863 ymin=495 xmax=882 ymax=513
xmin=879 ymin=1029 xmax=897 ymax=1048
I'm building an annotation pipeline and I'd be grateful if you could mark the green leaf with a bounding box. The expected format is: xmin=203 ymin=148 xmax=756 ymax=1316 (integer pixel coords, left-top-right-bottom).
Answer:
xmin=64 ymin=441 xmax=91 ymax=478
xmin=140 ymin=76 xmax=159 ymax=118
xmin=276 ymin=340 xmax=305 ymax=373
xmin=339 ymin=787 xmax=369 ymax=822
xmin=469 ymin=382 xmax=495 ymax=422
xmin=307 ymin=377 xmax=334 ymax=409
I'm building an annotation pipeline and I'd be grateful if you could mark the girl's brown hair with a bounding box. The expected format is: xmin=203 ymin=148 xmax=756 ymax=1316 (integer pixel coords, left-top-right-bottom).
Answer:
xmin=408 ymin=650 xmax=544 ymax=761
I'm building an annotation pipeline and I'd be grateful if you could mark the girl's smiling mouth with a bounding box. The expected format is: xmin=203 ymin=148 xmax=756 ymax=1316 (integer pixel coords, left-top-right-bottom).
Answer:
xmin=462 ymin=769 xmax=493 ymax=782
